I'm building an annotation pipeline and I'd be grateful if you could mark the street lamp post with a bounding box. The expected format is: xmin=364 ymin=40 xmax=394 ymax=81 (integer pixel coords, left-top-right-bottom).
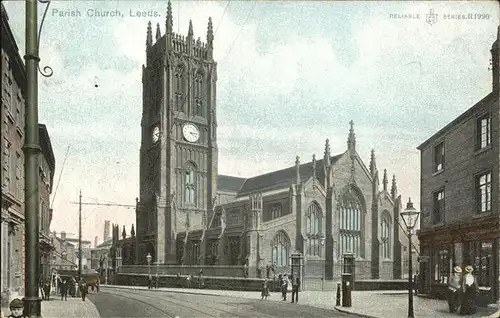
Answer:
xmin=24 ymin=0 xmax=53 ymax=316
xmin=400 ymin=198 xmax=421 ymax=318
xmin=146 ymin=253 xmax=152 ymax=276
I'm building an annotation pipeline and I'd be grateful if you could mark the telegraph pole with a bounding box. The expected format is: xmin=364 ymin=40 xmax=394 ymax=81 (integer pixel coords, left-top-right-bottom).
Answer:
xmin=78 ymin=190 xmax=83 ymax=280
xmin=23 ymin=0 xmax=41 ymax=316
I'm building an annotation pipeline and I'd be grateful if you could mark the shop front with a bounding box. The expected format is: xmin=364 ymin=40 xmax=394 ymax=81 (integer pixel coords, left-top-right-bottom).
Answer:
xmin=417 ymin=216 xmax=499 ymax=303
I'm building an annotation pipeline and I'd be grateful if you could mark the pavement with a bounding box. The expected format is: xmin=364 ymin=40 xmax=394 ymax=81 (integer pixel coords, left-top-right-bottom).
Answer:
xmin=41 ymin=296 xmax=100 ymax=318
xmin=101 ymin=285 xmax=500 ymax=318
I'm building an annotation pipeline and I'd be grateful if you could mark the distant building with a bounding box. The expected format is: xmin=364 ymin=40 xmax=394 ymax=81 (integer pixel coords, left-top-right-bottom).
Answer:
xmin=39 ymin=124 xmax=56 ymax=282
xmin=416 ymin=26 xmax=499 ymax=302
xmin=50 ymin=232 xmax=78 ymax=271
xmin=61 ymin=236 xmax=92 ymax=271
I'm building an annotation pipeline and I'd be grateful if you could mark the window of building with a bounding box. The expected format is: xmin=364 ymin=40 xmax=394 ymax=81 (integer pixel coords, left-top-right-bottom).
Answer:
xmin=380 ymin=215 xmax=391 ymax=259
xmin=476 ymin=114 xmax=491 ymax=150
xmin=191 ymin=241 xmax=200 ymax=265
xmin=434 ymin=248 xmax=450 ymax=284
xmin=15 ymin=152 xmax=20 ymax=197
xmin=175 ymin=65 xmax=185 ymax=112
xmin=2 ymin=138 xmax=11 ymax=191
xmin=306 ymin=202 xmax=322 ymax=256
xmin=271 ymin=231 xmax=290 ymax=267
xmin=476 ymin=171 xmax=491 ymax=214
xmin=184 ymin=163 xmax=196 ymax=205
xmin=194 ymin=72 xmax=204 ymax=117
xmin=227 ymin=209 xmax=240 ymax=226
xmin=434 ymin=142 xmax=445 ymax=172
xmin=225 ymin=236 xmax=240 ymax=265
xmin=433 ymin=189 xmax=445 ymax=223
xmin=339 ymin=191 xmax=363 ymax=258
xmin=268 ymin=204 xmax=282 ymax=221
xmin=468 ymin=241 xmax=494 ymax=287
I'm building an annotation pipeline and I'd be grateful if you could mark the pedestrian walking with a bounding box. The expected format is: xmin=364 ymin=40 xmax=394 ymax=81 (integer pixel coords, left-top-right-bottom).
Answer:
xmin=447 ymin=266 xmax=462 ymax=313
xmin=147 ymin=274 xmax=153 ymax=289
xmin=198 ymin=270 xmax=204 ymax=289
xmin=155 ymin=273 xmax=159 ymax=289
xmin=281 ymin=274 xmax=289 ymax=301
xmin=79 ymin=278 xmax=88 ymax=301
xmin=261 ymin=279 xmax=270 ymax=300
xmin=291 ymin=273 xmax=300 ymax=304
xmin=459 ymin=265 xmax=479 ymax=315
xmin=60 ymin=280 xmax=68 ymax=301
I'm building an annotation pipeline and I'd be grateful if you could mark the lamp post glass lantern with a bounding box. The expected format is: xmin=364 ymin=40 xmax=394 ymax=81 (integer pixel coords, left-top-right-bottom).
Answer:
xmin=400 ymin=198 xmax=420 ymax=318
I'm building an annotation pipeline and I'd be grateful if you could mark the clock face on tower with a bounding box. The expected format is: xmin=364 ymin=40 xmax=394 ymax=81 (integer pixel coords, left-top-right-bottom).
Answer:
xmin=152 ymin=126 xmax=160 ymax=143
xmin=182 ymin=123 xmax=200 ymax=143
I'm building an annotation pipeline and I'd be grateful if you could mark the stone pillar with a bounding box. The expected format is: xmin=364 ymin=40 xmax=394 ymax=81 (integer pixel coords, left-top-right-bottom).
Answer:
xmin=156 ymin=195 xmax=166 ymax=265
xmin=325 ymin=187 xmax=334 ymax=280
xmin=393 ymin=195 xmax=402 ymax=279
xmin=246 ymin=192 xmax=263 ymax=277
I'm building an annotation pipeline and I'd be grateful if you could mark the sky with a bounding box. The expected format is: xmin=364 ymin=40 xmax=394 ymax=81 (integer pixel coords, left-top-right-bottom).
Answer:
xmin=3 ymin=0 xmax=499 ymax=246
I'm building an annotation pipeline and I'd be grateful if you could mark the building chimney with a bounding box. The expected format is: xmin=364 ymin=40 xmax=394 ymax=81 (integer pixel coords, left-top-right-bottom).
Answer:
xmin=94 ymin=236 xmax=98 ymax=248
xmin=60 ymin=231 xmax=66 ymax=241
xmin=104 ymin=220 xmax=111 ymax=242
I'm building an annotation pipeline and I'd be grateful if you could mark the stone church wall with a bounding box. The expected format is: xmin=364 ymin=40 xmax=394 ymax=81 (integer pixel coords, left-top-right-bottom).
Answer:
xmin=380 ymin=260 xmax=394 ymax=279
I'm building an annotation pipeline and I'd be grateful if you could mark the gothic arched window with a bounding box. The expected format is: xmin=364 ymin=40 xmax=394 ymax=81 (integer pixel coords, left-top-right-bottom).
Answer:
xmin=381 ymin=211 xmax=392 ymax=259
xmin=175 ymin=65 xmax=185 ymax=112
xmin=271 ymin=231 xmax=290 ymax=267
xmin=339 ymin=188 xmax=363 ymax=258
xmin=194 ymin=71 xmax=204 ymax=117
xmin=184 ymin=162 xmax=196 ymax=205
xmin=306 ymin=202 xmax=322 ymax=257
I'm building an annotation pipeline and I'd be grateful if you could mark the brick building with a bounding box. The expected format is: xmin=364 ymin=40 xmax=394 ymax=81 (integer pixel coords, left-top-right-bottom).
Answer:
xmin=1 ymin=3 xmax=27 ymax=304
xmin=50 ymin=232 xmax=78 ymax=271
xmin=39 ymin=124 xmax=56 ymax=282
xmin=416 ymin=26 xmax=499 ymax=302
xmin=122 ymin=0 xmax=412 ymax=283
xmin=1 ymin=3 xmax=56 ymax=304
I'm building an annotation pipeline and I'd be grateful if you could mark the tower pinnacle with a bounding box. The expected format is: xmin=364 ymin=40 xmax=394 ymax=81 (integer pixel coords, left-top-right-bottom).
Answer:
xmin=166 ymin=0 xmax=173 ymax=34
xmin=347 ymin=120 xmax=356 ymax=151
xmin=146 ymin=21 xmax=152 ymax=46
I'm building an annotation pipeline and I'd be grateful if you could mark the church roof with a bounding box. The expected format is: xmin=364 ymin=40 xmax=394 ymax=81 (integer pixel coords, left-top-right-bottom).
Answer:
xmin=236 ymin=154 xmax=342 ymax=197
xmin=217 ymin=175 xmax=246 ymax=192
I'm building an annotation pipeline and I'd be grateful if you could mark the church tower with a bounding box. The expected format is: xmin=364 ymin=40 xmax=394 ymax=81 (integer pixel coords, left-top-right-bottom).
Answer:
xmin=136 ymin=1 xmax=218 ymax=265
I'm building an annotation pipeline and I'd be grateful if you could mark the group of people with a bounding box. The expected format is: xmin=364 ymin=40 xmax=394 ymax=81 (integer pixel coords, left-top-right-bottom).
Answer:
xmin=147 ymin=274 xmax=159 ymax=289
xmin=261 ymin=272 xmax=301 ymax=303
xmin=447 ymin=265 xmax=481 ymax=315
xmin=51 ymin=276 xmax=90 ymax=301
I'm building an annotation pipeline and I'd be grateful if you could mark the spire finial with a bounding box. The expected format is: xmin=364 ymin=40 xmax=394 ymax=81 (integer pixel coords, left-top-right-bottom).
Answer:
xmin=188 ymin=19 xmax=193 ymax=37
xmin=155 ymin=23 xmax=161 ymax=41
xmin=391 ymin=174 xmax=398 ymax=199
xmin=312 ymin=154 xmax=317 ymax=180
xmin=166 ymin=0 xmax=173 ymax=34
xmin=347 ymin=120 xmax=356 ymax=151
xmin=295 ymin=156 xmax=301 ymax=185
xmin=369 ymin=149 xmax=376 ymax=176
xmin=146 ymin=21 xmax=153 ymax=46
xmin=383 ymin=169 xmax=388 ymax=191
xmin=324 ymin=138 xmax=331 ymax=163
